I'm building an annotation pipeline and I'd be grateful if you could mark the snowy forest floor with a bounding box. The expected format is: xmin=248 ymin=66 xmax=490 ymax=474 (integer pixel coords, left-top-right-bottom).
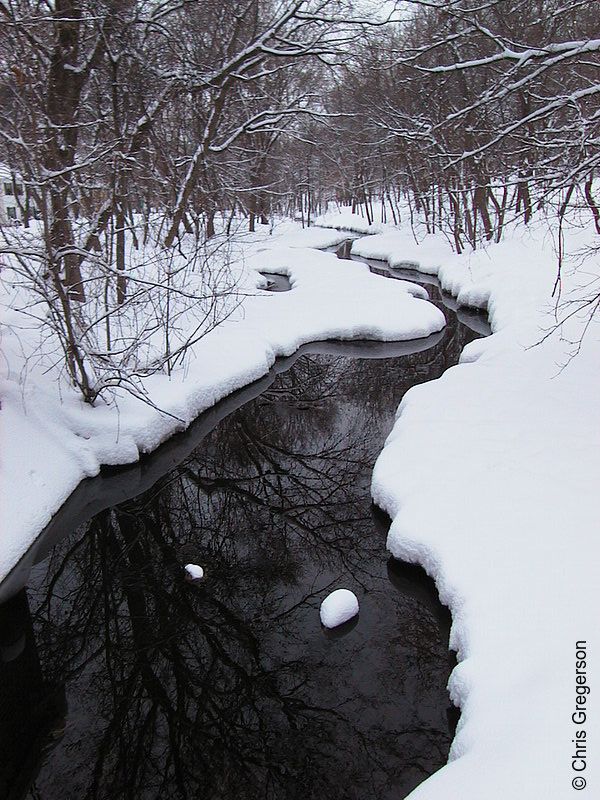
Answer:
xmin=2 ymin=207 xmax=600 ymax=799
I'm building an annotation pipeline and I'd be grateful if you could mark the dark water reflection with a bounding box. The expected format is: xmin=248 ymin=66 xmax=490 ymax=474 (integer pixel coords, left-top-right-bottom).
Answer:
xmin=0 ymin=275 xmax=482 ymax=800
xmin=258 ymin=271 xmax=292 ymax=292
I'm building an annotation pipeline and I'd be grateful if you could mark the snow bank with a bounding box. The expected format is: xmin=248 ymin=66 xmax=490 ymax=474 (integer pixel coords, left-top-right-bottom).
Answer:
xmin=0 ymin=222 xmax=444 ymax=588
xmin=313 ymin=205 xmax=389 ymax=235
xmin=348 ymin=217 xmax=600 ymax=798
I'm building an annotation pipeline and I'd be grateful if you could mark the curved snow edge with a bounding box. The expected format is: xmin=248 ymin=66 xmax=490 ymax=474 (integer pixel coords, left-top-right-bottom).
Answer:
xmin=0 ymin=234 xmax=445 ymax=591
xmin=368 ymin=219 xmax=600 ymax=798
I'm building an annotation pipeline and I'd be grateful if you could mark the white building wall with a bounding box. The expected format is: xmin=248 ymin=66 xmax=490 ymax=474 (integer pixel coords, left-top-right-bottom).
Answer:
xmin=0 ymin=165 xmax=29 ymax=224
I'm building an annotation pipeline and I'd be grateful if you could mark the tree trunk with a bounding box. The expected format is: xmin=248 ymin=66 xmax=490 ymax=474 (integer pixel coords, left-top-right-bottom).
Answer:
xmin=516 ymin=178 xmax=532 ymax=224
xmin=206 ymin=209 xmax=216 ymax=238
xmin=474 ymin=185 xmax=494 ymax=241
xmin=116 ymin=208 xmax=126 ymax=305
xmin=584 ymin=176 xmax=600 ymax=235
xmin=49 ymin=189 xmax=85 ymax=301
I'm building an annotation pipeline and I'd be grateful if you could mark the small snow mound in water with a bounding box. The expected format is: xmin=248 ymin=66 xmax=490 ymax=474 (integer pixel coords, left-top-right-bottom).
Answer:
xmin=319 ymin=588 xmax=359 ymax=628
xmin=184 ymin=563 xmax=204 ymax=580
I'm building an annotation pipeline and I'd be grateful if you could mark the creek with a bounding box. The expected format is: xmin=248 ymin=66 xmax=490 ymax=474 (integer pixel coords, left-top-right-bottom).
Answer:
xmin=0 ymin=240 xmax=488 ymax=800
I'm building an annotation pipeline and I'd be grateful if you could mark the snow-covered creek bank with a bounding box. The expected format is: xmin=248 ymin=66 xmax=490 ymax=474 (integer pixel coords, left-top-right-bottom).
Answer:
xmin=0 ymin=226 xmax=445 ymax=591
xmin=322 ymin=217 xmax=600 ymax=800
xmin=0 ymin=246 xmax=484 ymax=799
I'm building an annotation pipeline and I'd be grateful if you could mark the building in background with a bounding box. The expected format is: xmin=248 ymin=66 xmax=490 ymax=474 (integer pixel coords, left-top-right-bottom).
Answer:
xmin=0 ymin=164 xmax=39 ymax=225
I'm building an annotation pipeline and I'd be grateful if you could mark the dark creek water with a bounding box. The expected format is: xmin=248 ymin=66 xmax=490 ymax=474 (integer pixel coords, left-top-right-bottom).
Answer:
xmin=0 ymin=249 xmax=487 ymax=800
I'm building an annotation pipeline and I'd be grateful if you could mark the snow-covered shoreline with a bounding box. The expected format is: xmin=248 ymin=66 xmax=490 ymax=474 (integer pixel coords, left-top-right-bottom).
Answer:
xmin=0 ymin=222 xmax=444 ymax=591
xmin=333 ymin=213 xmax=600 ymax=799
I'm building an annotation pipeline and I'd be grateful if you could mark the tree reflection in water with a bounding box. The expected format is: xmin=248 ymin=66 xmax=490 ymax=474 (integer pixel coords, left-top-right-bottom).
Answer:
xmin=3 ymin=317 xmax=479 ymax=800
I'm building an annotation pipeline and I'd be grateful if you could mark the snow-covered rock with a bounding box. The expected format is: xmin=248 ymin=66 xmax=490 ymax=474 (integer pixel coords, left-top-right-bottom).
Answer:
xmin=184 ymin=563 xmax=204 ymax=581
xmin=319 ymin=588 xmax=359 ymax=628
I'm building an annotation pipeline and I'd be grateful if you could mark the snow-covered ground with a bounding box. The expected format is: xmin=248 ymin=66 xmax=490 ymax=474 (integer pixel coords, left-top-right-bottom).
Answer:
xmin=2 ymin=206 xmax=599 ymax=798
xmin=0 ymin=220 xmax=443 ymax=590
xmin=319 ymin=209 xmax=600 ymax=798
